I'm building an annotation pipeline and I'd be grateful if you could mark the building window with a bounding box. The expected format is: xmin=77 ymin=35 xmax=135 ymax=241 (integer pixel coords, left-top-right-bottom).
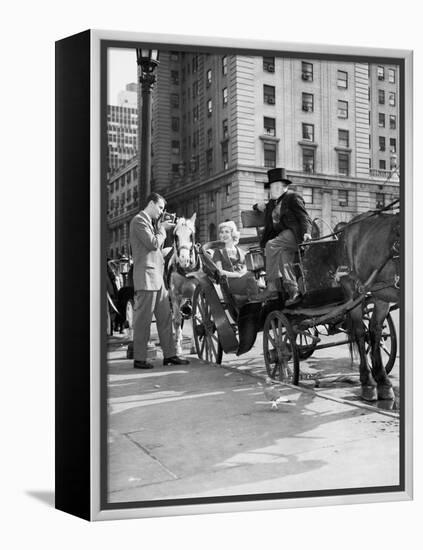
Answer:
xmin=193 ymin=80 xmax=199 ymax=97
xmin=379 ymin=159 xmax=386 ymax=170
xmin=222 ymin=55 xmax=227 ymax=75
xmin=378 ymin=89 xmax=385 ymax=105
xmin=264 ymin=142 xmax=276 ymax=168
xmin=376 ymin=193 xmax=385 ymax=209
xmin=302 ymin=187 xmax=314 ymax=204
xmin=338 ymin=152 xmax=349 ymax=175
xmin=222 ymin=118 xmax=229 ymax=140
xmin=170 ymin=93 xmax=179 ymax=108
xmin=171 ymin=70 xmax=179 ymax=85
xmin=209 ymin=223 xmax=217 ymax=241
xmin=222 ymin=87 xmax=228 ymax=107
xmin=193 ymin=105 xmax=199 ymax=122
xmin=337 ymin=100 xmax=348 ymax=119
xmin=338 ymin=129 xmax=349 ymax=147
xmin=388 ymin=68 xmax=396 ymax=83
xmin=206 ymin=69 xmax=212 ymax=86
xmin=389 ymin=92 xmax=396 ymax=106
xmin=206 ymin=149 xmax=213 ymax=174
xmin=222 ymin=141 xmax=229 ymax=170
xmin=192 ymin=55 xmax=198 ymax=73
xmin=193 ymin=129 xmax=199 ymax=149
xmin=225 ymin=183 xmax=231 ymax=202
xmin=337 ymin=70 xmax=348 ymax=88
xmin=379 ymin=136 xmax=386 ymax=151
xmin=302 ymin=147 xmax=315 ymax=173
xmin=378 ymin=113 xmax=386 ymax=128
xmin=390 ymin=138 xmax=397 ymax=153
xmin=264 ymin=117 xmax=276 ymax=136
xmin=207 ymin=99 xmax=213 ymax=116
xmin=302 ymin=123 xmax=314 ymax=141
xmin=302 ymin=92 xmax=314 ymax=112
xmin=264 ymin=85 xmax=275 ymax=105
xmin=171 ymin=117 xmax=179 ymax=131
xmin=377 ymin=66 xmax=385 ymax=80
xmin=171 ymin=140 xmax=180 ymax=154
xmin=390 ymin=156 xmax=397 ymax=170
xmin=263 ymin=56 xmax=275 ymax=72
xmin=302 ymin=61 xmax=313 ymax=81
xmin=207 ymin=128 xmax=213 ymax=148
xmin=339 ymin=189 xmax=349 ymax=206
xmin=390 ymin=115 xmax=397 ymax=129
xmin=208 ymin=190 xmax=215 ymax=207
xmin=170 ymin=51 xmax=179 ymax=61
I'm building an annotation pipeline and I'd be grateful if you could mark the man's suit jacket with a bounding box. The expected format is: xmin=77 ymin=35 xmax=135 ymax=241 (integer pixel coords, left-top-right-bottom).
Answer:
xmin=260 ymin=191 xmax=312 ymax=248
xmin=130 ymin=211 xmax=167 ymax=291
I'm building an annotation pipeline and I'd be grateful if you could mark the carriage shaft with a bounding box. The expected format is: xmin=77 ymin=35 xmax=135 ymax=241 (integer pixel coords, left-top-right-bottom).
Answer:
xmin=312 ymin=338 xmax=351 ymax=351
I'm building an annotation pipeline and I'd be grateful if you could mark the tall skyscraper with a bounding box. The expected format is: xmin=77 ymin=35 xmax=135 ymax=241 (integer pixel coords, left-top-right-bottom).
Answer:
xmin=107 ymin=85 xmax=138 ymax=175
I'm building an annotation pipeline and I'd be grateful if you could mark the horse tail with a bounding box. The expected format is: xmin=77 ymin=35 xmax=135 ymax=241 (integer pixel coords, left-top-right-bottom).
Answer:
xmin=345 ymin=312 xmax=359 ymax=362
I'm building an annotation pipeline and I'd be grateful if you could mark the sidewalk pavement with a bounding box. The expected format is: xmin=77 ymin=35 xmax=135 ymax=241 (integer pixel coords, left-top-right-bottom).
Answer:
xmin=107 ymin=342 xmax=400 ymax=504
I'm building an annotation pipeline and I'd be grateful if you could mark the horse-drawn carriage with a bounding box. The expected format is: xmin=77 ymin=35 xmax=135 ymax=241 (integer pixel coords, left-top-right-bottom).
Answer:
xmin=185 ymin=207 xmax=399 ymax=401
xmin=106 ymin=256 xmax=134 ymax=335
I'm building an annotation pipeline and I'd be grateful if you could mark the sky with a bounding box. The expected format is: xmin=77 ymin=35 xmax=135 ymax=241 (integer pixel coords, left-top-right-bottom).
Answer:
xmin=107 ymin=47 xmax=138 ymax=105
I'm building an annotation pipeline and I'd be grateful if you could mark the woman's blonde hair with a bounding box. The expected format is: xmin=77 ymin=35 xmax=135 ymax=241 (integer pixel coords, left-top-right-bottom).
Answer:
xmin=218 ymin=220 xmax=240 ymax=244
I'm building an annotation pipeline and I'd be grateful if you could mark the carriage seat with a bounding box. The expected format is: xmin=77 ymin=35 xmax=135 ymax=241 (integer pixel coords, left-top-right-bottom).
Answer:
xmin=200 ymin=240 xmax=250 ymax=312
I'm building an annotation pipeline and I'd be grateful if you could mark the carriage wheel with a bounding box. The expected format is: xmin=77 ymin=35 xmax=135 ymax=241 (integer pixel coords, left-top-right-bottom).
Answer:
xmin=192 ymin=285 xmax=223 ymax=364
xmin=296 ymin=327 xmax=319 ymax=360
xmin=363 ymin=304 xmax=397 ymax=374
xmin=263 ymin=311 xmax=300 ymax=384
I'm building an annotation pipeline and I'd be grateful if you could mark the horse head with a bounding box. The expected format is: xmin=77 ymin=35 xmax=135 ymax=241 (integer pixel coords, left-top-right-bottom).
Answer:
xmin=173 ymin=213 xmax=197 ymax=269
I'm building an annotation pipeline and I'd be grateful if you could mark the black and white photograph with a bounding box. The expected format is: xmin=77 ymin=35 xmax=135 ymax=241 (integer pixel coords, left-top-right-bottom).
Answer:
xmin=103 ymin=40 xmax=407 ymax=511
xmin=4 ymin=0 xmax=422 ymax=544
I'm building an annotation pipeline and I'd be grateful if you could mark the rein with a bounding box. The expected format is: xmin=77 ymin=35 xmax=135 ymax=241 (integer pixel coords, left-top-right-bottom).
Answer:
xmin=305 ymin=198 xmax=400 ymax=243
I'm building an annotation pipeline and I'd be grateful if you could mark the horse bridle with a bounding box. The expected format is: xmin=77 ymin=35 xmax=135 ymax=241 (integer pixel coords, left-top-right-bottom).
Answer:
xmin=173 ymin=222 xmax=200 ymax=273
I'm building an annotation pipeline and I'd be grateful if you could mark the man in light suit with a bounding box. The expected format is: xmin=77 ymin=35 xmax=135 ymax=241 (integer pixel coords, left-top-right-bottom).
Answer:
xmin=129 ymin=192 xmax=189 ymax=369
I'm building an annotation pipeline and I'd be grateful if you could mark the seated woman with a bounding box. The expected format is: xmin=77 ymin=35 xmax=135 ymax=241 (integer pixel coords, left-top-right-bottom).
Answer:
xmin=212 ymin=221 xmax=259 ymax=298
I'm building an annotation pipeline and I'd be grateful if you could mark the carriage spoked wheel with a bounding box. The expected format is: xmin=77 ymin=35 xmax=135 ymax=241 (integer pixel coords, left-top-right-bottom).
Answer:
xmin=363 ymin=302 xmax=397 ymax=375
xmin=192 ymin=285 xmax=223 ymax=364
xmin=263 ymin=311 xmax=300 ymax=384
xmin=296 ymin=327 xmax=319 ymax=360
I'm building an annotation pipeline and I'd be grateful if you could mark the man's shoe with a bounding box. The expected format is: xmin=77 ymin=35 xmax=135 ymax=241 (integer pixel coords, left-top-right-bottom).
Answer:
xmin=134 ymin=360 xmax=154 ymax=369
xmin=285 ymin=292 xmax=301 ymax=307
xmin=163 ymin=356 xmax=190 ymax=366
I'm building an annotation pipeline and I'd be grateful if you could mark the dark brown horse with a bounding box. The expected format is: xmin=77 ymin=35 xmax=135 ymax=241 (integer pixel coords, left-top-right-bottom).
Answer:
xmin=338 ymin=210 xmax=400 ymax=401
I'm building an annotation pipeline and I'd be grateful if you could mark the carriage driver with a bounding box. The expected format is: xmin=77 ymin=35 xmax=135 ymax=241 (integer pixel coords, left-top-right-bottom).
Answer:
xmin=254 ymin=168 xmax=313 ymax=306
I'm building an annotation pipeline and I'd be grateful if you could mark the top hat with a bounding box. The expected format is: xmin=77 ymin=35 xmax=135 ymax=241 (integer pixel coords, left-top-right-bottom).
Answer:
xmin=264 ymin=168 xmax=292 ymax=189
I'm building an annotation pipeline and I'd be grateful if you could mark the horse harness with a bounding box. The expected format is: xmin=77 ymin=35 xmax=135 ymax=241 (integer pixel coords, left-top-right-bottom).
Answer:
xmin=331 ymin=200 xmax=401 ymax=296
xmin=173 ymin=222 xmax=201 ymax=276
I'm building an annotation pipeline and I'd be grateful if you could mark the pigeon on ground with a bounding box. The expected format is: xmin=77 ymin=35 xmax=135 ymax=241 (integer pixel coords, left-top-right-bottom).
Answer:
xmin=263 ymin=377 xmax=292 ymax=410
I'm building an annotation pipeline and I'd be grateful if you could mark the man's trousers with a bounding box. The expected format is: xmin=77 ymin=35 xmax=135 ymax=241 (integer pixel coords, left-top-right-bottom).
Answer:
xmin=133 ymin=286 xmax=176 ymax=361
xmin=265 ymin=229 xmax=299 ymax=295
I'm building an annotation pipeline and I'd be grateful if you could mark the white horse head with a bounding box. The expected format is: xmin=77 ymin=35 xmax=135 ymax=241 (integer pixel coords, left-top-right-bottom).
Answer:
xmin=173 ymin=213 xmax=197 ymax=269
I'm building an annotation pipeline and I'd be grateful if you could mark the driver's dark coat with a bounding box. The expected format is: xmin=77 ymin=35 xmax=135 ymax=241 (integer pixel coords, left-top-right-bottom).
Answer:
xmin=259 ymin=190 xmax=312 ymax=248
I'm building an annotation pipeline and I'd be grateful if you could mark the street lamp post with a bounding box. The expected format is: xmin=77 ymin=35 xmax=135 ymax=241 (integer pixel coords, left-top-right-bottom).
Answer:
xmin=136 ymin=49 xmax=159 ymax=208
